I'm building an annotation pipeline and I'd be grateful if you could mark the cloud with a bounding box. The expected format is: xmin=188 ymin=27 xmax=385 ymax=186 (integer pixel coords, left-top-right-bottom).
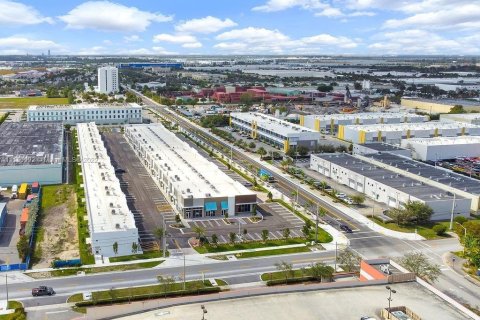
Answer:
xmin=153 ymin=33 xmax=201 ymax=48
xmin=124 ymin=35 xmax=141 ymax=42
xmin=0 ymin=36 xmax=60 ymax=52
xmin=119 ymin=47 xmax=176 ymax=55
xmin=0 ymin=0 xmax=53 ymax=25
xmin=315 ymin=7 xmax=343 ymax=17
xmin=368 ymin=29 xmax=479 ymax=54
xmin=252 ymin=0 xmax=325 ymax=12
xmin=175 ymin=16 xmax=237 ymax=34
xmin=215 ymin=27 xmax=359 ymax=53
xmin=78 ymin=46 xmax=106 ymax=55
xmin=59 ymin=1 xmax=172 ymax=32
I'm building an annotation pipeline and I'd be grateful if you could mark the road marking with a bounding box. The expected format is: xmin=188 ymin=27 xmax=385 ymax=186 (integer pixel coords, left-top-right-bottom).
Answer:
xmin=347 ymin=235 xmax=383 ymax=240
xmin=112 ymin=278 xmax=125 ymax=281
xmin=46 ymin=310 xmax=69 ymax=314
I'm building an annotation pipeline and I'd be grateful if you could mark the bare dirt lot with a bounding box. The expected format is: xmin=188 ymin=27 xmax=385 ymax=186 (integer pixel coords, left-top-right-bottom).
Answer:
xmin=34 ymin=185 xmax=79 ymax=268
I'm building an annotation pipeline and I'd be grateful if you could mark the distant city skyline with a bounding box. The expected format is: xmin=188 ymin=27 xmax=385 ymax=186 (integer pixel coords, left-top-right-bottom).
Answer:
xmin=0 ymin=0 xmax=478 ymax=55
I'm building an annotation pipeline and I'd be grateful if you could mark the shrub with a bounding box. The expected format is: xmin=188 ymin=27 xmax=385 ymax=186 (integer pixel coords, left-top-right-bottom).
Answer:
xmin=454 ymin=216 xmax=468 ymax=225
xmin=433 ymin=224 xmax=447 ymax=236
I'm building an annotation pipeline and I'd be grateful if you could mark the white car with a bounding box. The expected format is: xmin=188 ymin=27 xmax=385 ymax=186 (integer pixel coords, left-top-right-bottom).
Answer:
xmin=344 ymin=198 xmax=354 ymax=205
xmin=337 ymin=193 xmax=347 ymax=198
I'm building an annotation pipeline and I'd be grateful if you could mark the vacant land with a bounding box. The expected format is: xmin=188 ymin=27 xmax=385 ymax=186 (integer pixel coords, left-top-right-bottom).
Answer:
xmin=34 ymin=185 xmax=79 ymax=268
xmin=0 ymin=97 xmax=68 ymax=109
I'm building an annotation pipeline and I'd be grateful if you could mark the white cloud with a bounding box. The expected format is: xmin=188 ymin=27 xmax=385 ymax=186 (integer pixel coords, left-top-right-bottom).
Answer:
xmin=215 ymin=27 xmax=359 ymax=54
xmin=153 ymin=33 xmax=201 ymax=48
xmin=315 ymin=7 xmax=343 ymax=17
xmin=59 ymin=1 xmax=172 ymax=32
xmin=368 ymin=29 xmax=479 ymax=54
xmin=252 ymin=0 xmax=325 ymax=12
xmin=124 ymin=35 xmax=141 ymax=42
xmin=0 ymin=0 xmax=53 ymax=25
xmin=0 ymin=36 xmax=60 ymax=51
xmin=175 ymin=16 xmax=237 ymax=34
xmin=78 ymin=46 xmax=106 ymax=55
xmin=118 ymin=46 xmax=176 ymax=55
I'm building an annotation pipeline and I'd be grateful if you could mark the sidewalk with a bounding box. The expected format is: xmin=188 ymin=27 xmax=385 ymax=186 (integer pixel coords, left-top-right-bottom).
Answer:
xmin=444 ymin=252 xmax=480 ymax=287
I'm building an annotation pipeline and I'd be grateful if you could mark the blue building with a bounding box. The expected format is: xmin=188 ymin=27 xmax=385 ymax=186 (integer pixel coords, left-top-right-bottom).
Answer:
xmin=117 ymin=63 xmax=182 ymax=69
xmin=0 ymin=203 xmax=7 ymax=234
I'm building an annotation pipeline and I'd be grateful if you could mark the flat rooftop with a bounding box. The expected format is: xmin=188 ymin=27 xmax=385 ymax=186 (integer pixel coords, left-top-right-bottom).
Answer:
xmin=364 ymin=152 xmax=480 ymax=195
xmin=306 ymin=112 xmax=426 ymax=121
xmin=114 ymin=283 xmax=469 ymax=320
xmin=360 ymin=142 xmax=409 ymax=152
xmin=405 ymin=136 xmax=480 ymax=146
xmin=441 ymin=113 xmax=480 ymax=120
xmin=231 ymin=112 xmax=317 ymax=134
xmin=29 ymin=103 xmax=141 ymax=110
xmin=403 ymin=97 xmax=480 ymax=107
xmin=126 ymin=124 xmax=254 ymax=199
xmin=315 ymin=153 xmax=462 ymax=201
xmin=77 ymin=122 xmax=137 ymax=233
xmin=344 ymin=121 xmax=479 ymax=132
xmin=0 ymin=122 xmax=63 ymax=166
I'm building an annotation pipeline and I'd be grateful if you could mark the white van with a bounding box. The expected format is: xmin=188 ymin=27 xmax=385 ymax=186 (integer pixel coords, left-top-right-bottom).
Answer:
xmin=11 ymin=185 xmax=18 ymax=199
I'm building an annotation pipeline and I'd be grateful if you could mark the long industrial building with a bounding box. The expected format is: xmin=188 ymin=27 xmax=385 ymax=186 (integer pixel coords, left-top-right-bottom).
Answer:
xmin=77 ymin=122 xmax=140 ymax=257
xmin=440 ymin=113 xmax=480 ymax=125
xmin=0 ymin=122 xmax=63 ymax=186
xmin=339 ymin=122 xmax=480 ymax=144
xmin=310 ymin=153 xmax=470 ymax=220
xmin=300 ymin=112 xmax=428 ymax=133
xmin=230 ymin=112 xmax=321 ymax=152
xmin=401 ymin=97 xmax=480 ymax=113
xmin=27 ymin=103 xmax=142 ymax=125
xmin=359 ymin=152 xmax=480 ymax=211
xmin=401 ymin=136 xmax=480 ymax=161
xmin=125 ymin=124 xmax=257 ymax=219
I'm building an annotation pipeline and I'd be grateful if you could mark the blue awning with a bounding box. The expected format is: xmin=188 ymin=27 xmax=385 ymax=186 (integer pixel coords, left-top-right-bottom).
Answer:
xmin=221 ymin=201 xmax=228 ymax=210
xmin=205 ymin=202 xmax=217 ymax=211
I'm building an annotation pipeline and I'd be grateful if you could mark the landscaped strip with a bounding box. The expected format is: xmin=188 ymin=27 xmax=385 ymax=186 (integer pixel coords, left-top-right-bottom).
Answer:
xmin=68 ymin=280 xmax=220 ymax=307
xmin=0 ymin=301 xmax=25 ymax=320
xmin=234 ymin=246 xmax=311 ymax=259
xmin=108 ymin=251 xmax=167 ymax=262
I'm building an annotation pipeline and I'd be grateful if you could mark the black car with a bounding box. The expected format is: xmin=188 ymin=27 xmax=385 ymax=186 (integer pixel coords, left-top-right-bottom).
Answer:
xmin=340 ymin=224 xmax=353 ymax=233
xmin=115 ymin=168 xmax=126 ymax=174
xmin=32 ymin=286 xmax=55 ymax=296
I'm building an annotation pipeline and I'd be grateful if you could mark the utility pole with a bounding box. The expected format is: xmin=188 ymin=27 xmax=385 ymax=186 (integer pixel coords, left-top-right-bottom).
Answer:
xmin=315 ymin=204 xmax=319 ymax=245
xmin=183 ymin=251 xmax=186 ymax=290
xmin=162 ymin=219 xmax=167 ymax=258
xmin=334 ymin=242 xmax=338 ymax=272
xmin=449 ymin=193 xmax=456 ymax=230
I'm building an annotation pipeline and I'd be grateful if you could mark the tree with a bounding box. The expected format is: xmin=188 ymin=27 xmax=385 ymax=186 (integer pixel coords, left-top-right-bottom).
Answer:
xmin=319 ymin=181 xmax=328 ymax=191
xmin=404 ymin=201 xmax=433 ymax=224
xmin=449 ymin=105 xmax=466 ymax=114
xmin=432 ymin=224 xmax=447 ymax=236
xmin=67 ymin=91 xmax=75 ymax=104
xmin=211 ymin=234 xmax=218 ymax=247
xmin=337 ymin=248 xmax=361 ymax=272
xmin=286 ymin=148 xmax=296 ymax=158
xmin=248 ymin=142 xmax=256 ymax=149
xmin=350 ymin=194 xmax=366 ymax=205
xmin=261 ymin=229 xmax=269 ymax=243
xmin=282 ymin=228 xmax=291 ymax=241
xmin=302 ymin=224 xmax=311 ymax=239
xmin=229 ymin=232 xmax=236 ymax=245
xmin=113 ymin=242 xmax=118 ymax=255
xmin=309 ymin=262 xmax=334 ymax=282
xmin=354 ymin=82 xmax=362 ymax=90
xmin=280 ymin=158 xmax=293 ymax=171
xmin=240 ymin=92 xmax=254 ymax=106
xmin=317 ymin=83 xmax=333 ymax=92
xmin=131 ymin=242 xmax=138 ymax=254
xmin=193 ymin=226 xmax=206 ymax=239
xmin=275 ymin=261 xmax=294 ymax=284
xmin=267 ymin=191 xmax=273 ymax=201
xmin=297 ymin=145 xmax=309 ymax=156
xmin=400 ymin=252 xmax=441 ymax=282
xmin=154 ymin=227 xmax=165 ymax=251
xmin=17 ymin=235 xmax=29 ymax=261
xmin=157 ymin=275 xmax=175 ymax=298
xmin=389 ymin=207 xmax=414 ymax=226
xmin=257 ymin=147 xmax=267 ymax=159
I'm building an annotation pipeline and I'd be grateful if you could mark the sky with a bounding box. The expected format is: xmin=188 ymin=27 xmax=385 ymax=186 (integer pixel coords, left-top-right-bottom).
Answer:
xmin=0 ymin=0 xmax=479 ymax=56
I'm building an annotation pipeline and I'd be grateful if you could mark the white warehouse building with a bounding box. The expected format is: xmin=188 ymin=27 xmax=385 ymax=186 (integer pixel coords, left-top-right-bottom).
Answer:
xmin=125 ymin=124 xmax=257 ymax=219
xmin=440 ymin=113 xmax=480 ymax=125
xmin=98 ymin=66 xmax=119 ymax=94
xmin=230 ymin=112 xmax=321 ymax=153
xmin=300 ymin=112 xmax=428 ymax=133
xmin=401 ymin=136 xmax=480 ymax=161
xmin=77 ymin=122 xmax=141 ymax=257
xmin=310 ymin=153 xmax=470 ymax=220
xmin=340 ymin=122 xmax=480 ymax=144
xmin=27 ymin=103 xmax=142 ymax=125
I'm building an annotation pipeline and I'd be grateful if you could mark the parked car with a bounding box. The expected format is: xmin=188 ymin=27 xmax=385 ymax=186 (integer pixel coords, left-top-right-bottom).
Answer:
xmin=337 ymin=193 xmax=347 ymax=198
xmin=243 ymin=182 xmax=253 ymax=187
xmin=340 ymin=224 xmax=353 ymax=233
xmin=344 ymin=198 xmax=354 ymax=205
xmin=32 ymin=286 xmax=55 ymax=297
xmin=360 ymin=317 xmax=376 ymax=320
xmin=114 ymin=168 xmax=126 ymax=174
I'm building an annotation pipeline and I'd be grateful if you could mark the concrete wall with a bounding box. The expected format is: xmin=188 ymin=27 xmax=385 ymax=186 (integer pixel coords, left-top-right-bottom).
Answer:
xmin=401 ymin=140 xmax=480 ymax=161
xmin=91 ymin=229 xmax=142 ymax=257
xmin=0 ymin=164 xmax=62 ymax=186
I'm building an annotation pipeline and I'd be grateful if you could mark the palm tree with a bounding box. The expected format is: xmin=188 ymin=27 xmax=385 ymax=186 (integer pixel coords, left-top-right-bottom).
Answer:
xmin=291 ymin=190 xmax=298 ymax=207
xmin=282 ymin=228 xmax=291 ymax=242
xmin=154 ymin=227 xmax=165 ymax=251
xmin=211 ymin=234 xmax=218 ymax=247
xmin=261 ymin=229 xmax=269 ymax=243
xmin=257 ymin=147 xmax=267 ymax=160
xmin=302 ymin=224 xmax=311 ymax=239
xmin=193 ymin=226 xmax=206 ymax=239
xmin=267 ymin=191 xmax=273 ymax=201
xmin=319 ymin=181 xmax=328 ymax=191
xmin=229 ymin=232 xmax=236 ymax=245
xmin=275 ymin=261 xmax=294 ymax=284
xmin=112 ymin=242 xmax=118 ymax=255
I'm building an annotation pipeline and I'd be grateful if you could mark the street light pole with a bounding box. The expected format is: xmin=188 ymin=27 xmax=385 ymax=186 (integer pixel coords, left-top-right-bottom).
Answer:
xmin=162 ymin=218 xmax=167 ymax=258
xmin=315 ymin=204 xmax=319 ymax=245
xmin=455 ymin=222 xmax=468 ymax=255
xmin=449 ymin=193 xmax=456 ymax=230
xmin=334 ymin=242 xmax=338 ymax=272
xmin=201 ymin=305 xmax=208 ymax=320
xmin=386 ymin=286 xmax=397 ymax=319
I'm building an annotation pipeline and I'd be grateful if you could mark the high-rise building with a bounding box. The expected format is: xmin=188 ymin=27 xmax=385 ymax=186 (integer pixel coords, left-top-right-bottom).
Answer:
xmin=98 ymin=66 xmax=119 ymax=94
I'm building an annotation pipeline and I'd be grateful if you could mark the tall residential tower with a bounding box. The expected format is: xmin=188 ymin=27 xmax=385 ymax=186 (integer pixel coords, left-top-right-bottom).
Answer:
xmin=98 ymin=66 xmax=119 ymax=94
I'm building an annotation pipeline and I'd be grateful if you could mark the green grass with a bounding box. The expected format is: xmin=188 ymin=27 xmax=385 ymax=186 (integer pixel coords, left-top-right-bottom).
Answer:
xmin=0 ymin=301 xmax=25 ymax=320
xmin=261 ymin=269 xmax=307 ymax=281
xmin=108 ymin=251 xmax=166 ymax=262
xmin=234 ymin=246 xmax=311 ymax=259
xmin=195 ymin=238 xmax=308 ymax=254
xmin=214 ymin=279 xmax=228 ymax=286
xmin=369 ymin=216 xmax=450 ymax=240
xmin=68 ymin=280 xmax=213 ymax=303
xmin=30 ymin=261 xmax=163 ymax=278
xmin=41 ymin=185 xmax=74 ymax=210
xmin=0 ymin=97 xmax=68 ymax=109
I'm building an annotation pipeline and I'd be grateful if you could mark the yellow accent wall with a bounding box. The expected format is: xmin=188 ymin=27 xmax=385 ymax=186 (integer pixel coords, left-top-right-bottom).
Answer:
xmin=314 ymin=119 xmax=320 ymax=131
xmin=377 ymin=131 xmax=382 ymax=141
xmin=461 ymin=127 xmax=466 ymax=135
xmin=283 ymin=139 xmax=289 ymax=152
xmin=434 ymin=128 xmax=439 ymax=137
xmin=337 ymin=125 xmax=345 ymax=139
xmin=299 ymin=115 xmax=305 ymax=126
xmin=406 ymin=129 xmax=411 ymax=139
xmin=359 ymin=130 xmax=366 ymax=144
